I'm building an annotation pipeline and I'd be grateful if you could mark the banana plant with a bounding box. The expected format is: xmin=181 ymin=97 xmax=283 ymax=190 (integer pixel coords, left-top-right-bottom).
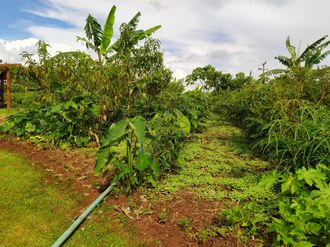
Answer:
xmin=94 ymin=116 xmax=159 ymax=193
xmin=77 ymin=5 xmax=161 ymax=65
xmin=263 ymin=35 xmax=330 ymax=77
xmin=77 ymin=5 xmax=116 ymax=64
xmin=106 ymin=12 xmax=161 ymax=60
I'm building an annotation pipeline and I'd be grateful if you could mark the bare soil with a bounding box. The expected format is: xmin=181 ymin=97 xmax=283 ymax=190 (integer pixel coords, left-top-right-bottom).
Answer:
xmin=0 ymin=136 xmax=261 ymax=247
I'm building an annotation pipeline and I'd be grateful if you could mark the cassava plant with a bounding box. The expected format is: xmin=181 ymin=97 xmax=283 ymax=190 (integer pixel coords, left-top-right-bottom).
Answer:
xmin=259 ymin=164 xmax=330 ymax=246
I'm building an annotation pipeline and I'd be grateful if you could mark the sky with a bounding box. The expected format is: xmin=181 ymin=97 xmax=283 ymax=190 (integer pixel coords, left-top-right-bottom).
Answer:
xmin=0 ymin=0 xmax=329 ymax=79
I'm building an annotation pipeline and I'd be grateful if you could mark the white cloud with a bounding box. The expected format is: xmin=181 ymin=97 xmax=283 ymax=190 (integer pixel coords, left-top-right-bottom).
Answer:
xmin=1 ymin=0 xmax=330 ymax=78
xmin=0 ymin=38 xmax=39 ymax=64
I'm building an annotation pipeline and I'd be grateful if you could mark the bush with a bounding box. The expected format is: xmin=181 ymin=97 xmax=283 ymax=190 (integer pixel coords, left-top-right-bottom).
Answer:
xmin=259 ymin=164 xmax=330 ymax=246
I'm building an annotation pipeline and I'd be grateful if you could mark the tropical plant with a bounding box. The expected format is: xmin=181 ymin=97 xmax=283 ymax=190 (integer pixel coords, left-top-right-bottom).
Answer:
xmin=185 ymin=64 xmax=230 ymax=91
xmin=186 ymin=65 xmax=252 ymax=92
xmin=94 ymin=116 xmax=159 ymax=193
xmin=77 ymin=6 xmax=116 ymax=64
xmin=259 ymin=164 xmax=330 ymax=246
xmin=77 ymin=5 xmax=161 ymax=65
xmin=147 ymin=109 xmax=191 ymax=172
xmin=264 ymin=35 xmax=330 ymax=77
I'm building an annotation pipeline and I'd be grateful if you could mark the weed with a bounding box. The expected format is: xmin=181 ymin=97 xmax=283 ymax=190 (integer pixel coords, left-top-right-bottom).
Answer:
xmin=158 ymin=212 xmax=168 ymax=223
xmin=178 ymin=217 xmax=190 ymax=230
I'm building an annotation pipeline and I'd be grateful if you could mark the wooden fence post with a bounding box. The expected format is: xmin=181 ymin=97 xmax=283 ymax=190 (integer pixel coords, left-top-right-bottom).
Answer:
xmin=6 ymin=68 xmax=11 ymax=109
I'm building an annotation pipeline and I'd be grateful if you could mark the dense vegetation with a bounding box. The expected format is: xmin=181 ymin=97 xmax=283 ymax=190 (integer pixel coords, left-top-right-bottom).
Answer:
xmin=1 ymin=6 xmax=329 ymax=246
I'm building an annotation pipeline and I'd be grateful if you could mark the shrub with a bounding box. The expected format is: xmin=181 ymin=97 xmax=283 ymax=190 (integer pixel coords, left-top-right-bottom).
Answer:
xmin=259 ymin=164 xmax=330 ymax=246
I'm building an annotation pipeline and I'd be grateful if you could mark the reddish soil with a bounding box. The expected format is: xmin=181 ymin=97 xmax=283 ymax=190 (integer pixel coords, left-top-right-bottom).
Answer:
xmin=0 ymin=136 xmax=261 ymax=247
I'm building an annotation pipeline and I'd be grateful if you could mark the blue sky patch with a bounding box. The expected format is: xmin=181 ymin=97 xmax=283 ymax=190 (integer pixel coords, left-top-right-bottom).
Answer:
xmin=0 ymin=0 xmax=73 ymax=40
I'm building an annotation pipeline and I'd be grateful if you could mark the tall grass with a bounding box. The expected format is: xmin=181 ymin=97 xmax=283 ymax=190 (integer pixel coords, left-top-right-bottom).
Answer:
xmin=254 ymin=99 xmax=330 ymax=171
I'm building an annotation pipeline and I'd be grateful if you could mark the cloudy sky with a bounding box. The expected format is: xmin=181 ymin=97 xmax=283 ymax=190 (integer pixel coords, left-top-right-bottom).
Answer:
xmin=0 ymin=0 xmax=329 ymax=79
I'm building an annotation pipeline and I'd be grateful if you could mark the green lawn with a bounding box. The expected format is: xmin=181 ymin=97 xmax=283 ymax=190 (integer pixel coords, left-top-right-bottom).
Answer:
xmin=0 ymin=149 xmax=139 ymax=246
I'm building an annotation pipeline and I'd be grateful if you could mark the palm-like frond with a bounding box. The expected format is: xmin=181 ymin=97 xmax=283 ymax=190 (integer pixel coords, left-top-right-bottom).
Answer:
xmin=84 ymin=14 xmax=102 ymax=47
xmin=317 ymin=50 xmax=330 ymax=63
xmin=138 ymin=25 xmax=161 ymax=40
xmin=286 ymin=36 xmax=297 ymax=60
xmin=125 ymin=12 xmax=141 ymax=33
xmin=76 ymin=36 xmax=95 ymax=50
xmin=275 ymin=55 xmax=292 ymax=67
xmin=299 ymin=35 xmax=328 ymax=61
xmin=100 ymin=6 xmax=116 ymax=55
xmin=262 ymin=69 xmax=289 ymax=77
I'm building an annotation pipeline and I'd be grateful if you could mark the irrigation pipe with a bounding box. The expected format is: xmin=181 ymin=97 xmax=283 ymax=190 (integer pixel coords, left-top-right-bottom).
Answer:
xmin=52 ymin=181 xmax=117 ymax=247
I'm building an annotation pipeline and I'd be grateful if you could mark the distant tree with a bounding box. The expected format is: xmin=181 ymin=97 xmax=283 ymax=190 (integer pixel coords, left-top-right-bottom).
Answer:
xmin=231 ymin=72 xmax=254 ymax=89
xmin=186 ymin=65 xmax=251 ymax=92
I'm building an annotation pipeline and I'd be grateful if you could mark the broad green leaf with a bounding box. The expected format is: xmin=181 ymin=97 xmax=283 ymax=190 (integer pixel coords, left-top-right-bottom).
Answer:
xmin=295 ymin=241 xmax=315 ymax=247
xmin=50 ymin=104 xmax=62 ymax=113
xmin=297 ymin=166 xmax=327 ymax=188
xmin=64 ymin=100 xmax=77 ymax=110
xmin=94 ymin=145 xmax=111 ymax=176
xmin=100 ymin=5 xmax=116 ymax=54
xmin=258 ymin=171 xmax=281 ymax=190
xmin=150 ymin=161 xmax=160 ymax=177
xmin=102 ymin=119 xmax=128 ymax=146
xmin=136 ymin=152 xmax=150 ymax=171
xmin=304 ymin=222 xmax=322 ymax=235
xmin=129 ymin=116 xmax=146 ymax=143
xmin=138 ymin=25 xmax=161 ymax=40
xmin=25 ymin=122 xmax=36 ymax=133
xmin=281 ymin=175 xmax=299 ymax=194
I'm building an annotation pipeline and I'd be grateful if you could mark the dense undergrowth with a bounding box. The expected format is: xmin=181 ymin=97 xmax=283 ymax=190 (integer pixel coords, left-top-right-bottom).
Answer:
xmin=212 ymin=38 xmax=330 ymax=246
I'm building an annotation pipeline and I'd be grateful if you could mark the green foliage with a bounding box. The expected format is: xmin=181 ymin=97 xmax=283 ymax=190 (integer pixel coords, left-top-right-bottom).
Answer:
xmin=151 ymin=86 xmax=209 ymax=132
xmin=77 ymin=5 xmax=161 ymax=65
xmin=264 ymin=35 xmax=330 ymax=77
xmin=9 ymin=10 xmax=170 ymax=147
xmin=158 ymin=212 xmax=168 ymax=223
xmin=147 ymin=109 xmax=191 ymax=173
xmin=178 ymin=217 xmax=191 ymax=230
xmin=3 ymin=93 xmax=100 ymax=147
xmin=254 ymin=101 xmax=330 ymax=170
xmin=95 ymin=117 xmax=159 ymax=193
xmin=259 ymin=164 xmax=330 ymax=246
xmin=217 ymin=201 xmax=270 ymax=236
xmin=185 ymin=65 xmax=252 ymax=92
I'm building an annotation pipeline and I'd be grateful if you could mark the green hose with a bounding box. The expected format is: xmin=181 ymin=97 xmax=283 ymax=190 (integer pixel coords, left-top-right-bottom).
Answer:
xmin=52 ymin=181 xmax=117 ymax=247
